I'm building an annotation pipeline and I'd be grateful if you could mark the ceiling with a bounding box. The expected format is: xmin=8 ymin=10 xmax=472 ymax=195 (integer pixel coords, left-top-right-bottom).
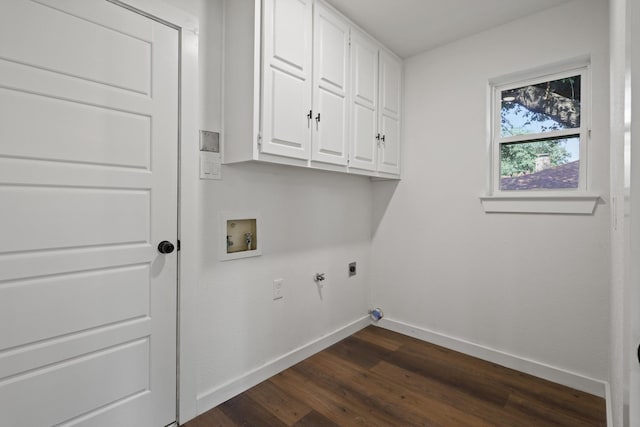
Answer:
xmin=324 ymin=0 xmax=575 ymax=58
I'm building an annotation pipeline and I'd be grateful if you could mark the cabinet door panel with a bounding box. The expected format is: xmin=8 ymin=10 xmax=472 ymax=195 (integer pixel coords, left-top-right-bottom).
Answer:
xmin=349 ymin=30 xmax=378 ymax=171
xmin=378 ymin=50 xmax=402 ymax=175
xmin=378 ymin=114 xmax=401 ymax=175
xmin=262 ymin=0 xmax=312 ymax=159
xmin=351 ymin=102 xmax=377 ymax=168
xmin=352 ymin=34 xmax=377 ymax=107
xmin=267 ymin=68 xmax=311 ymax=155
xmin=315 ymin=88 xmax=347 ymax=159
xmin=379 ymin=50 xmax=402 ymax=118
xmin=272 ymin=0 xmax=309 ymax=71
xmin=311 ymin=2 xmax=349 ymax=165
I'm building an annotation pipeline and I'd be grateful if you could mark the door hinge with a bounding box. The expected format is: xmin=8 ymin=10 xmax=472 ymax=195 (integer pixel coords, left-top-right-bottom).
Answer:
xmin=257 ymin=131 xmax=262 ymax=146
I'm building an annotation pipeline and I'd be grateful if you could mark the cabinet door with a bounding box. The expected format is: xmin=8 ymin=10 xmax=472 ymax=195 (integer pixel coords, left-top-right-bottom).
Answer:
xmin=378 ymin=50 xmax=402 ymax=175
xmin=348 ymin=29 xmax=378 ymax=171
xmin=311 ymin=2 xmax=350 ymax=165
xmin=261 ymin=0 xmax=312 ymax=159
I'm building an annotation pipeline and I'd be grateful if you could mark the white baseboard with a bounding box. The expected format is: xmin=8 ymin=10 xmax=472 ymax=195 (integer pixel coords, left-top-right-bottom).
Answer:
xmin=376 ymin=318 xmax=608 ymax=398
xmin=195 ymin=316 xmax=370 ymax=415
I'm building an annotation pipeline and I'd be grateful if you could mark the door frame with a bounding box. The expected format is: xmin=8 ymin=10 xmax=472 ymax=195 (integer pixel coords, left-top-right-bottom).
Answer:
xmin=611 ymin=0 xmax=640 ymax=424
xmin=106 ymin=1 xmax=200 ymax=423
xmin=629 ymin=0 xmax=640 ymax=423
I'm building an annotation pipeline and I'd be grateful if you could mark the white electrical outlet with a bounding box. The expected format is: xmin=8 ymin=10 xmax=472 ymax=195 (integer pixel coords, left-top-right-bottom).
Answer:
xmin=273 ymin=279 xmax=283 ymax=300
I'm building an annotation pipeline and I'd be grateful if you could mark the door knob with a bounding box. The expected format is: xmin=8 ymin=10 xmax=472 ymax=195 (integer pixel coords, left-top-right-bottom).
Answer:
xmin=157 ymin=241 xmax=175 ymax=254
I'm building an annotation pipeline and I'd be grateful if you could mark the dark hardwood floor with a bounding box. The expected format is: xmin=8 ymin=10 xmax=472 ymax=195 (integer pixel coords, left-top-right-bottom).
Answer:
xmin=182 ymin=326 xmax=606 ymax=427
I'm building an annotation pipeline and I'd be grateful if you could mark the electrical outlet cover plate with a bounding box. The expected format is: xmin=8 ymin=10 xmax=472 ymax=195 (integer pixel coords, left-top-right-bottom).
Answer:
xmin=273 ymin=278 xmax=283 ymax=300
xmin=349 ymin=262 xmax=356 ymax=276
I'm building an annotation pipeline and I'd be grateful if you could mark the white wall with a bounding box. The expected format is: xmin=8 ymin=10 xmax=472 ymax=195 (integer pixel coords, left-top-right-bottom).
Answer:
xmin=195 ymin=163 xmax=371 ymax=401
xmin=166 ymin=0 xmax=373 ymax=418
xmin=371 ymin=0 xmax=610 ymax=391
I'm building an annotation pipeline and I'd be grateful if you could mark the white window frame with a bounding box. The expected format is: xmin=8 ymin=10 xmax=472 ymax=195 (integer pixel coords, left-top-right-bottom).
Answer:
xmin=492 ymin=66 xmax=589 ymax=194
xmin=481 ymin=62 xmax=599 ymax=214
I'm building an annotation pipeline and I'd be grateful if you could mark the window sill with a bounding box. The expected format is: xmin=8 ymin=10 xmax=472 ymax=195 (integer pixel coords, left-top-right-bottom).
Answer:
xmin=480 ymin=194 xmax=601 ymax=214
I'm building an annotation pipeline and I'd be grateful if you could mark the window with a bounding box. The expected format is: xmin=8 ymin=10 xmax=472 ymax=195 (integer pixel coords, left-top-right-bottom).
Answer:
xmin=491 ymin=67 xmax=588 ymax=193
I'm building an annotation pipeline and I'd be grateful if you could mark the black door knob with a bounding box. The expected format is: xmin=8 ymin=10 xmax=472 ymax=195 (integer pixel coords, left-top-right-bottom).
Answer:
xmin=157 ymin=241 xmax=175 ymax=254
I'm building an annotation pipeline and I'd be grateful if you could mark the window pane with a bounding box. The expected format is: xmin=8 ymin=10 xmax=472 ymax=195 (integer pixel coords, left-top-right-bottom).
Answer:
xmin=501 ymin=75 xmax=581 ymax=137
xmin=500 ymin=137 xmax=580 ymax=191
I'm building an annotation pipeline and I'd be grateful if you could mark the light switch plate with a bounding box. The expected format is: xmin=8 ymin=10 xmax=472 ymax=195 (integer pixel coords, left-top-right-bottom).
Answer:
xmin=200 ymin=152 xmax=221 ymax=180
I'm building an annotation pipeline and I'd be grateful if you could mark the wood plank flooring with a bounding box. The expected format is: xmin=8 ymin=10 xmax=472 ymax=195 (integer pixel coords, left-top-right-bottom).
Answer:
xmin=182 ymin=326 xmax=606 ymax=427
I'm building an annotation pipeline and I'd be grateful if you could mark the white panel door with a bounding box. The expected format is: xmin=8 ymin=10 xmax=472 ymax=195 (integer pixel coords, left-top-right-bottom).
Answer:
xmin=261 ymin=0 xmax=313 ymax=160
xmin=311 ymin=2 xmax=349 ymax=166
xmin=378 ymin=50 xmax=402 ymax=175
xmin=0 ymin=1 xmax=178 ymax=426
xmin=349 ymin=29 xmax=378 ymax=172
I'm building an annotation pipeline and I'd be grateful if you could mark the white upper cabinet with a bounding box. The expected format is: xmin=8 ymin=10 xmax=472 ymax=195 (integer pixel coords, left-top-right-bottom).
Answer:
xmin=311 ymin=2 xmax=350 ymax=165
xmin=223 ymin=0 xmax=403 ymax=179
xmin=261 ymin=0 xmax=313 ymax=160
xmin=349 ymin=30 xmax=402 ymax=176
